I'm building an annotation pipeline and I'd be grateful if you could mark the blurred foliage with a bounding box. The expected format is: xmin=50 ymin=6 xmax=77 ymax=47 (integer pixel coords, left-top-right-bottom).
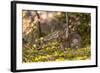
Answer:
xmin=22 ymin=11 xmax=91 ymax=63
xmin=67 ymin=12 xmax=91 ymax=46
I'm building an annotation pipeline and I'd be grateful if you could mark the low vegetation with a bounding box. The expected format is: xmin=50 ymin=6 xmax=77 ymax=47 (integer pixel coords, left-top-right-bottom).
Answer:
xmin=23 ymin=41 xmax=91 ymax=63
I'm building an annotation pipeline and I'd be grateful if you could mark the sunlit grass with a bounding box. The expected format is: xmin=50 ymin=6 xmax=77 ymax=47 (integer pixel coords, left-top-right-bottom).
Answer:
xmin=22 ymin=41 xmax=91 ymax=63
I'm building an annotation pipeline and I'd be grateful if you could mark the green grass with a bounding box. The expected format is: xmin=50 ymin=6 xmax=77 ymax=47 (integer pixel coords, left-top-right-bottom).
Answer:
xmin=22 ymin=41 xmax=91 ymax=63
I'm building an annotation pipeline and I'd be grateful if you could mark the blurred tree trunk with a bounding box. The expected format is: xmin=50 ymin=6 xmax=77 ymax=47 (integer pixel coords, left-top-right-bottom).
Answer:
xmin=35 ymin=11 xmax=42 ymax=38
xmin=35 ymin=11 xmax=42 ymax=49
